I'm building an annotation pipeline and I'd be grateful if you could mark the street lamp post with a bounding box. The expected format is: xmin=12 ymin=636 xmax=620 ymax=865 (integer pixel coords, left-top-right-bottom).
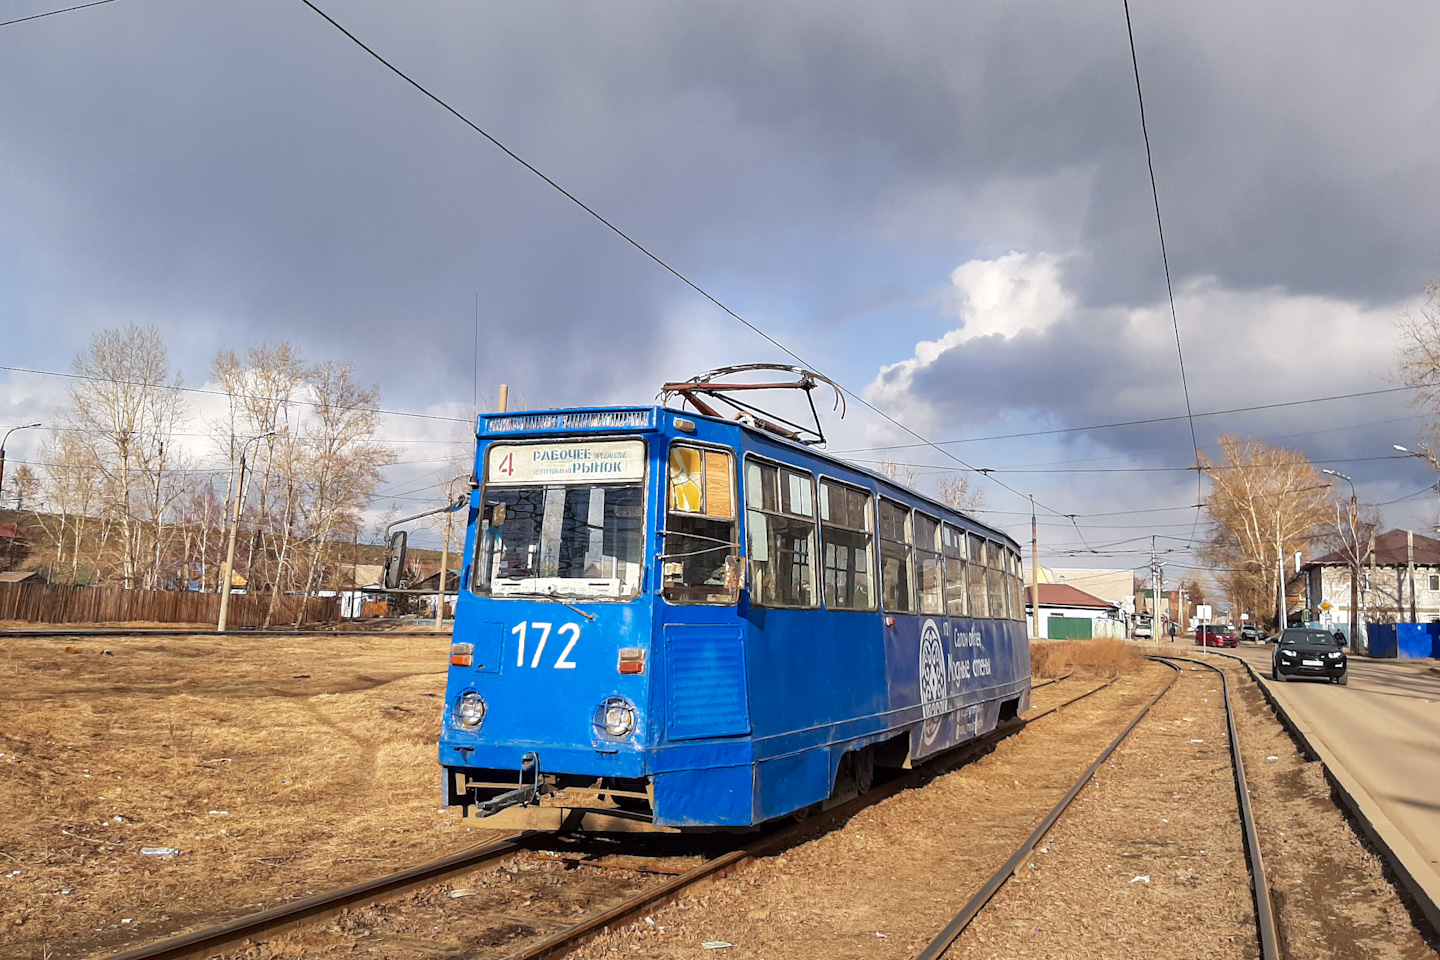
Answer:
xmin=1321 ymin=468 xmax=1361 ymax=653
xmin=0 ymin=422 xmax=43 ymax=502
xmin=1394 ymin=445 xmax=1435 ymax=624
xmin=217 ymin=433 xmax=274 ymax=632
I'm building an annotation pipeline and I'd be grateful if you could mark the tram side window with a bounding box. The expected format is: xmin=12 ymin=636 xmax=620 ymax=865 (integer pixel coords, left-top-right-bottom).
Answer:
xmin=819 ymin=480 xmax=875 ymax=611
xmin=968 ymin=532 xmax=990 ymax=617
xmin=986 ymin=541 xmax=1008 ymax=619
xmin=878 ymin=499 xmax=913 ymax=613
xmin=745 ymin=460 xmax=817 ymax=607
xmin=663 ymin=445 xmax=740 ymax=604
xmin=1010 ymin=551 xmax=1025 ymax=622
xmin=914 ymin=513 xmax=943 ymax=615
xmin=942 ymin=523 xmax=968 ymax=617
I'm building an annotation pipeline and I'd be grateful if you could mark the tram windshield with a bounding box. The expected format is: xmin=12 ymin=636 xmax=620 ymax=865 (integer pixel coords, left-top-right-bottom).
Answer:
xmin=474 ymin=483 xmax=645 ymax=599
xmin=473 ymin=439 xmax=647 ymax=600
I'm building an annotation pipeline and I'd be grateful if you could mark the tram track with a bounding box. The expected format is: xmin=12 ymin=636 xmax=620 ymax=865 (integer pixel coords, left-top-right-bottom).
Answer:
xmin=913 ymin=655 xmax=1277 ymax=960
xmin=92 ymin=672 xmax=1112 ymax=960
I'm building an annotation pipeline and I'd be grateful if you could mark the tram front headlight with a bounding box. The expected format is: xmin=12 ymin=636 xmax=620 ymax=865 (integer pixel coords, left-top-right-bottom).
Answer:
xmin=456 ymin=692 xmax=486 ymax=727
xmin=596 ymin=697 xmax=636 ymax=739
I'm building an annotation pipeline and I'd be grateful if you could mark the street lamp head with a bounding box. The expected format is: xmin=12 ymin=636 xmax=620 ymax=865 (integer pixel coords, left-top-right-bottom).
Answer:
xmin=1395 ymin=444 xmax=1412 ymax=453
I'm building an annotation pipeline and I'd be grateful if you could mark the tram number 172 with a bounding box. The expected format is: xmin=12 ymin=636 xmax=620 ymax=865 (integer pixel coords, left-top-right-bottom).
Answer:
xmin=512 ymin=622 xmax=581 ymax=669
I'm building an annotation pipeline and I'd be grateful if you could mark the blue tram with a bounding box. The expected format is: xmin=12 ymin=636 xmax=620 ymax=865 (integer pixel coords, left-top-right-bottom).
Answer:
xmin=437 ymin=405 xmax=1031 ymax=830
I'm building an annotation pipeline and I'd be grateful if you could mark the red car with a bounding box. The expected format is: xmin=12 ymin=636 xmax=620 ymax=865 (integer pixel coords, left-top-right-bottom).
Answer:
xmin=1195 ymin=624 xmax=1238 ymax=648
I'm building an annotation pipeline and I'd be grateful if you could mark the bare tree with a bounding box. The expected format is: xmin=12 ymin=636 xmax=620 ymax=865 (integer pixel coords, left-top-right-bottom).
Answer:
xmin=1197 ymin=435 xmax=1334 ymax=631
xmin=51 ymin=325 xmax=190 ymax=589
xmin=936 ymin=475 xmax=986 ymax=513
xmin=285 ymin=361 xmax=395 ymax=624
xmin=876 ymin=458 xmax=918 ymax=487
xmin=37 ymin=431 xmax=105 ymax=584
xmin=9 ymin=463 xmax=39 ymax=510
xmin=210 ymin=344 xmax=306 ymax=600
xmin=1395 ymin=273 xmax=1440 ymax=523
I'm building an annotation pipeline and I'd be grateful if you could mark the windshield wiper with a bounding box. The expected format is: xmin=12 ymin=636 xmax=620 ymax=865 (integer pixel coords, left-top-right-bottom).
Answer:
xmin=539 ymin=589 xmax=597 ymax=621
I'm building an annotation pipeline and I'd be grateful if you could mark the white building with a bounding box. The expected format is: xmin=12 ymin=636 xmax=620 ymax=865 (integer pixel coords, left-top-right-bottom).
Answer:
xmin=1024 ymin=583 xmax=1125 ymax=640
xmin=1303 ymin=528 xmax=1440 ymax=629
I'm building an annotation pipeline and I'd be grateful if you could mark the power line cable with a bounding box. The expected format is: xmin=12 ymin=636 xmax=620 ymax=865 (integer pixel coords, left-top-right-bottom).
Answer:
xmin=829 ymin=385 xmax=1418 ymax=455
xmin=294 ymin=0 xmax=1079 ymax=521
xmin=0 ymin=0 xmax=117 ymax=29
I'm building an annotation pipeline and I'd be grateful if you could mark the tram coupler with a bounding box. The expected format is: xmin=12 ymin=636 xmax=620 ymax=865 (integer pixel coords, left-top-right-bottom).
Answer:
xmin=474 ymin=751 xmax=551 ymax=817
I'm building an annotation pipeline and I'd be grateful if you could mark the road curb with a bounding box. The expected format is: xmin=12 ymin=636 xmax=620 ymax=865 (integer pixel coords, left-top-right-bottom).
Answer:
xmin=1216 ymin=652 xmax=1440 ymax=938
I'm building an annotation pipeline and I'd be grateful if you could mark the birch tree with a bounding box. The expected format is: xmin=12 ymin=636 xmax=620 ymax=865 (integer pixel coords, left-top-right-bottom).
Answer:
xmin=1197 ymin=435 xmax=1333 ymax=630
xmin=936 ymin=475 xmax=986 ymax=513
xmin=53 ymin=324 xmax=190 ymax=588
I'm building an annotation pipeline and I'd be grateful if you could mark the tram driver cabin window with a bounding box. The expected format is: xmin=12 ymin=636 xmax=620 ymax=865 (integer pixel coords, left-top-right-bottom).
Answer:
xmin=879 ymin=499 xmax=913 ymax=613
xmin=663 ymin=445 xmax=739 ymax=604
xmin=745 ymin=459 xmax=817 ymax=607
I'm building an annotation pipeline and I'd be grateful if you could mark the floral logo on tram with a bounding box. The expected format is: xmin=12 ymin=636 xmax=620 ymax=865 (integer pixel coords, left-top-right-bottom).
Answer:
xmin=919 ymin=619 xmax=948 ymax=721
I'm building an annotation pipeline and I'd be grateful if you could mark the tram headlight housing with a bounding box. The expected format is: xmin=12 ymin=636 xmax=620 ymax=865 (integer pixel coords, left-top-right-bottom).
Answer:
xmin=595 ymin=697 xmax=637 ymax=739
xmin=455 ymin=691 xmax=486 ymax=728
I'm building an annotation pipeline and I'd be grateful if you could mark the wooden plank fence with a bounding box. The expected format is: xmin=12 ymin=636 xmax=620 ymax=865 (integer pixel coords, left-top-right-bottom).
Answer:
xmin=0 ymin=582 xmax=337 ymax=628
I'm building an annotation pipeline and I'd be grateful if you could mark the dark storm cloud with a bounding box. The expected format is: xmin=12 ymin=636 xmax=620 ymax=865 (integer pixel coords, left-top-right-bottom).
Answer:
xmin=3 ymin=0 xmax=1438 ymax=424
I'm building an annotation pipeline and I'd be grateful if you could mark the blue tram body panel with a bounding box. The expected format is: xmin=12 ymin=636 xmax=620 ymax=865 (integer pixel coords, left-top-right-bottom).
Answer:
xmin=437 ymin=405 xmax=1032 ymax=829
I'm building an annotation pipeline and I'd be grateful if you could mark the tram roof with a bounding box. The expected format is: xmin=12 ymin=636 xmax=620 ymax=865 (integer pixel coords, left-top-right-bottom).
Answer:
xmin=476 ymin=404 xmax=1019 ymax=550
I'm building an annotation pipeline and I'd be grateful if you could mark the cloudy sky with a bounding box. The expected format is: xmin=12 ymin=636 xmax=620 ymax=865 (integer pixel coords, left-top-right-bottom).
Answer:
xmin=3 ymin=0 xmax=1439 ymax=578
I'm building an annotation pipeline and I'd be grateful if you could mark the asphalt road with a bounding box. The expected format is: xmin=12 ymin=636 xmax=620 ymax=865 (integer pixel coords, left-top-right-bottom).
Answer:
xmin=1215 ymin=642 xmax=1440 ymax=893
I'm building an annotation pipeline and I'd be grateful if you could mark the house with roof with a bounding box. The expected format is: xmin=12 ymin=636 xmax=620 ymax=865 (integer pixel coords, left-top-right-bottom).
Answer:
xmin=1303 ymin=528 xmax=1440 ymax=632
xmin=1025 ymin=582 xmax=1124 ymax=640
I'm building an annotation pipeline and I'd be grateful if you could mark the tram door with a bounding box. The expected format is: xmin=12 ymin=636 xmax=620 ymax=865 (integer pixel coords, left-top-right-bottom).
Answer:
xmin=660 ymin=444 xmax=750 ymax=741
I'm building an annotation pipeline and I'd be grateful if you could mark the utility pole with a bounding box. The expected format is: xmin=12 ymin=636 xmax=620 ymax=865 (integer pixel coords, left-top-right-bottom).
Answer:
xmin=1275 ymin=504 xmax=1287 ymax=633
xmin=1029 ymin=494 xmax=1039 ymax=639
xmin=1157 ymin=559 xmax=1166 ymax=640
xmin=217 ymin=433 xmax=273 ymax=632
xmin=1322 ymin=468 xmax=1360 ymax=647
xmin=435 ymin=505 xmax=453 ymax=629
xmin=1408 ymin=529 xmax=1417 ymax=622
xmin=1147 ymin=535 xmax=1157 ymax=636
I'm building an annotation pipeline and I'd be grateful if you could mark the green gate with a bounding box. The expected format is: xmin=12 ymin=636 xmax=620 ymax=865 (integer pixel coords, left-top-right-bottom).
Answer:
xmin=1047 ymin=616 xmax=1093 ymax=640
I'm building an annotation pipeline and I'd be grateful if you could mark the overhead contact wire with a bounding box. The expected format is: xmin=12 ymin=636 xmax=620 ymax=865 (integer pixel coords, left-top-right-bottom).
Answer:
xmin=295 ymin=0 xmax=1077 ymax=520
xmin=1122 ymin=0 xmax=1205 ymax=549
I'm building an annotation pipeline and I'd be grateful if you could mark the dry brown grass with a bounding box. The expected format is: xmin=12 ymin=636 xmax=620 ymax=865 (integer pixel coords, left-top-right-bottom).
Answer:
xmin=1031 ymin=638 xmax=1144 ymax=678
xmin=0 ymin=631 xmax=507 ymax=959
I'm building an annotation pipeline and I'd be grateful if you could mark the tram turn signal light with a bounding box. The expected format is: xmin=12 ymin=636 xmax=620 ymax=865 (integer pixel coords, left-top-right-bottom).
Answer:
xmin=618 ymin=647 xmax=645 ymax=675
xmin=450 ymin=642 xmax=474 ymax=667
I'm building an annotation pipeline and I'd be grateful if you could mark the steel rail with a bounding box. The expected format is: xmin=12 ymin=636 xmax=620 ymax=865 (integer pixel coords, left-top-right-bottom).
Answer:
xmin=1158 ymin=655 xmax=1279 ymax=960
xmin=98 ymin=836 xmax=531 ymax=960
xmin=914 ymin=658 xmax=1183 ymax=960
xmin=1029 ymin=669 xmax=1074 ymax=690
xmin=97 ymin=672 xmax=1107 ymax=960
xmin=500 ymin=677 xmax=1119 ymax=960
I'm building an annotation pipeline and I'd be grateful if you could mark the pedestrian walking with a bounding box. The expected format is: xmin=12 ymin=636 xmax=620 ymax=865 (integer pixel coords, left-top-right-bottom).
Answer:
xmin=1168 ymin=621 xmax=1177 ymax=643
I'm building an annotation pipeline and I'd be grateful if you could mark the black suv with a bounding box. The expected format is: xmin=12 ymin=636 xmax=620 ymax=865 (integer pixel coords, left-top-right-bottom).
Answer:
xmin=1271 ymin=628 xmax=1348 ymax=684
